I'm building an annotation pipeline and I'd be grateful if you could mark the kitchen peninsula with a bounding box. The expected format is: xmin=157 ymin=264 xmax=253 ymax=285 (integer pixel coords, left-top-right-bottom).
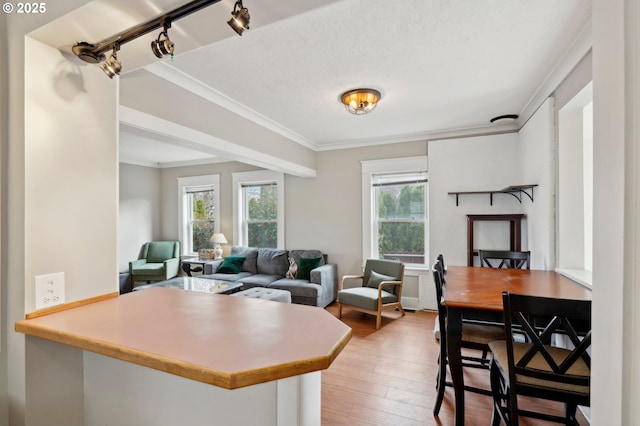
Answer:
xmin=15 ymin=287 xmax=352 ymax=425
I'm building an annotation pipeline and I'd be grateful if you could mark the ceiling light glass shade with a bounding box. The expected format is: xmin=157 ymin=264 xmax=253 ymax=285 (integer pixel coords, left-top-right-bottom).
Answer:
xmin=100 ymin=51 xmax=122 ymax=79
xmin=341 ymin=89 xmax=382 ymax=115
xmin=228 ymin=1 xmax=250 ymax=36
xmin=151 ymin=30 xmax=174 ymax=59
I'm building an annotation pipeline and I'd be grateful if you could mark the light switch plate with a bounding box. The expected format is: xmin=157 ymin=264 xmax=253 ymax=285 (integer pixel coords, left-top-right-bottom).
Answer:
xmin=35 ymin=272 xmax=65 ymax=310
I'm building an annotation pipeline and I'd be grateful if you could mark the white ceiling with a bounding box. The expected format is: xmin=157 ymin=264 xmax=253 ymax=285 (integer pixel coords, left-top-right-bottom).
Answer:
xmin=33 ymin=0 xmax=592 ymax=168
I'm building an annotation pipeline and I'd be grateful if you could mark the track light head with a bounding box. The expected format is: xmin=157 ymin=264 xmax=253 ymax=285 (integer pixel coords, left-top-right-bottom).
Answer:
xmin=151 ymin=24 xmax=174 ymax=59
xmin=100 ymin=48 xmax=122 ymax=79
xmin=72 ymin=42 xmax=106 ymax=64
xmin=228 ymin=0 xmax=250 ymax=36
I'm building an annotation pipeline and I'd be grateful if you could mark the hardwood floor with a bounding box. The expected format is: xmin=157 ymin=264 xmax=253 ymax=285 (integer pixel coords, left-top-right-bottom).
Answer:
xmin=322 ymin=304 xmax=588 ymax=426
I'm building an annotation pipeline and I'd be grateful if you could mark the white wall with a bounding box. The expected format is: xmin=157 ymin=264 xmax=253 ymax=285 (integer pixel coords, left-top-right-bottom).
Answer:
xmin=119 ymin=163 xmax=162 ymax=271
xmin=21 ymin=36 xmax=118 ymax=425
xmin=519 ymin=98 xmax=556 ymax=270
xmin=591 ymin=0 xmax=640 ymax=423
xmin=24 ymin=37 xmax=118 ymax=309
xmin=428 ymin=133 xmax=521 ymax=267
xmin=428 ymin=103 xmax=556 ymax=271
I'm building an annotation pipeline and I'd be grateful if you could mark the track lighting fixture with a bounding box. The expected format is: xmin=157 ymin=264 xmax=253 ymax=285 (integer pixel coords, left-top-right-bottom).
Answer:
xmin=100 ymin=45 xmax=122 ymax=79
xmin=151 ymin=23 xmax=175 ymax=60
xmin=71 ymin=0 xmax=251 ymax=78
xmin=228 ymin=0 xmax=250 ymax=36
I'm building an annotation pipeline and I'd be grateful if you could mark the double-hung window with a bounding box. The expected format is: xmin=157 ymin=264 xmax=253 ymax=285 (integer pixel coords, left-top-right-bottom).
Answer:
xmin=362 ymin=156 xmax=428 ymax=266
xmin=373 ymin=171 xmax=427 ymax=264
xmin=233 ymin=170 xmax=285 ymax=248
xmin=242 ymin=182 xmax=278 ymax=247
xmin=178 ymin=175 xmax=220 ymax=255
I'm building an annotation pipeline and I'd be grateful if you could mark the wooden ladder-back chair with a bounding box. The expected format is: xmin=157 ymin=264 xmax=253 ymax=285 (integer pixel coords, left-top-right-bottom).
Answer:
xmin=479 ymin=250 xmax=531 ymax=269
xmin=489 ymin=292 xmax=591 ymax=426
xmin=432 ymin=261 xmax=505 ymax=416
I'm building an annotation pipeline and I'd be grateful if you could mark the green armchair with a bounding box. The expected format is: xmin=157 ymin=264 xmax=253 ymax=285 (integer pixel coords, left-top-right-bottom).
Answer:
xmin=338 ymin=259 xmax=406 ymax=329
xmin=129 ymin=241 xmax=181 ymax=288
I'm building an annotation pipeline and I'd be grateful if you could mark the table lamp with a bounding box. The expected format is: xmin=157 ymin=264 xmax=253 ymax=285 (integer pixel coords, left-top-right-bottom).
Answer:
xmin=210 ymin=233 xmax=228 ymax=259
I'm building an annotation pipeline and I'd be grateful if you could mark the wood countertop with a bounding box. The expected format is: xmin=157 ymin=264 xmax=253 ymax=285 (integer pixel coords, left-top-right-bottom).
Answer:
xmin=444 ymin=266 xmax=592 ymax=311
xmin=15 ymin=287 xmax=352 ymax=389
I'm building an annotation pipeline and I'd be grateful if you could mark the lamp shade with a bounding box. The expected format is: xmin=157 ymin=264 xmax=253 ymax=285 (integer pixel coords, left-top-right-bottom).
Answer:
xmin=210 ymin=233 xmax=228 ymax=244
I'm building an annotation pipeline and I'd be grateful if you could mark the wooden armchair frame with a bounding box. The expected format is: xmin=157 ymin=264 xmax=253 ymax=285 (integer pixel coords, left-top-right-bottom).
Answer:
xmin=338 ymin=259 xmax=405 ymax=330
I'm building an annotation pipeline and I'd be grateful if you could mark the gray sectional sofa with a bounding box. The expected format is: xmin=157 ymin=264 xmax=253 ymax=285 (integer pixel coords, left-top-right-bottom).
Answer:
xmin=200 ymin=246 xmax=338 ymax=307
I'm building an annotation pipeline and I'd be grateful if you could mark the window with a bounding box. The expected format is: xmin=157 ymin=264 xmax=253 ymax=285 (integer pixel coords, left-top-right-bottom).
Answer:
xmin=242 ymin=182 xmax=277 ymax=247
xmin=362 ymin=157 xmax=428 ymax=266
xmin=232 ymin=170 xmax=284 ymax=248
xmin=557 ymin=82 xmax=593 ymax=284
xmin=373 ymin=172 xmax=427 ymax=264
xmin=178 ymin=175 xmax=220 ymax=255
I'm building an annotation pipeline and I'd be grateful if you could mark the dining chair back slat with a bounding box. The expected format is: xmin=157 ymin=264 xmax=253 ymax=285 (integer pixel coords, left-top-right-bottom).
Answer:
xmin=479 ymin=250 xmax=530 ymax=269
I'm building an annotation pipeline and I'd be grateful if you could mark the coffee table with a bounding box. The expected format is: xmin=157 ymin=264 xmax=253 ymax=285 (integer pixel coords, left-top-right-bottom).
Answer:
xmin=134 ymin=277 xmax=243 ymax=295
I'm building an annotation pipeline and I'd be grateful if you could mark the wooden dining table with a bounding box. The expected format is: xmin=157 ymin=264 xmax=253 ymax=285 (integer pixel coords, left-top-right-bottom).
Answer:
xmin=443 ymin=266 xmax=592 ymax=426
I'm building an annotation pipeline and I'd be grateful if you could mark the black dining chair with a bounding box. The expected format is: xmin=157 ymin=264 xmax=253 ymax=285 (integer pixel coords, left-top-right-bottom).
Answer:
xmin=479 ymin=250 xmax=531 ymax=269
xmin=432 ymin=261 xmax=505 ymax=416
xmin=488 ymin=292 xmax=591 ymax=426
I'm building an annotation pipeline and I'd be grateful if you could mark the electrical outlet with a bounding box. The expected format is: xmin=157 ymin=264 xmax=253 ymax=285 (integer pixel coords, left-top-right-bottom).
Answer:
xmin=35 ymin=272 xmax=65 ymax=310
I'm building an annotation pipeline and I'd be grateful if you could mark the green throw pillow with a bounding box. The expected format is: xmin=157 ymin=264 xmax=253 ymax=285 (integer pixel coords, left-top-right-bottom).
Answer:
xmin=366 ymin=270 xmax=396 ymax=288
xmin=217 ymin=255 xmax=246 ymax=274
xmin=295 ymin=257 xmax=322 ymax=280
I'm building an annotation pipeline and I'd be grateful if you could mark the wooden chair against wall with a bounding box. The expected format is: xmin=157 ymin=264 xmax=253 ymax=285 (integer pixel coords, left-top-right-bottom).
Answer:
xmin=479 ymin=250 xmax=531 ymax=269
xmin=489 ymin=292 xmax=591 ymax=426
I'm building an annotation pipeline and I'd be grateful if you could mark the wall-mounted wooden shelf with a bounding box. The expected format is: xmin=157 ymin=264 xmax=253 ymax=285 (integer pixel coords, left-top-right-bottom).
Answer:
xmin=448 ymin=184 xmax=538 ymax=206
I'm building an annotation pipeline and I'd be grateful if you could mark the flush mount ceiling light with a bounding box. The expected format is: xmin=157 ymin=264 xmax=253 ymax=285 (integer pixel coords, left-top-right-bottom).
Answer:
xmin=100 ymin=45 xmax=122 ymax=79
xmin=151 ymin=23 xmax=175 ymax=59
xmin=490 ymin=114 xmax=519 ymax=125
xmin=72 ymin=0 xmax=251 ymax=78
xmin=228 ymin=0 xmax=251 ymax=36
xmin=340 ymin=88 xmax=382 ymax=115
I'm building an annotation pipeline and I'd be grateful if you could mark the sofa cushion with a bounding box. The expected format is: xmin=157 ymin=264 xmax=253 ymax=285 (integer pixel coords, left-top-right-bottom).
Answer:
xmin=296 ymin=257 xmax=322 ymax=280
xmin=231 ymin=246 xmax=259 ymax=274
xmin=130 ymin=263 xmax=165 ymax=275
xmin=339 ymin=287 xmax=397 ymax=310
xmin=269 ymin=278 xmax=321 ymax=299
xmin=365 ymin=270 xmax=397 ymax=288
xmin=257 ymin=248 xmax=289 ymax=276
xmin=146 ymin=242 xmax=175 ymax=263
xmin=217 ymin=256 xmax=246 ymax=274
xmin=239 ymin=274 xmax=282 ymax=287
xmin=289 ymin=250 xmax=326 ymax=266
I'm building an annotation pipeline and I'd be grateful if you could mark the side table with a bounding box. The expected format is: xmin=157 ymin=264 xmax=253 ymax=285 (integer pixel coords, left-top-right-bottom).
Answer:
xmin=181 ymin=258 xmax=220 ymax=276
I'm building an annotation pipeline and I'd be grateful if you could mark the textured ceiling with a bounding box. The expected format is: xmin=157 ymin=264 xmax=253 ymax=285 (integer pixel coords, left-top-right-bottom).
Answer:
xmin=32 ymin=0 xmax=592 ymax=167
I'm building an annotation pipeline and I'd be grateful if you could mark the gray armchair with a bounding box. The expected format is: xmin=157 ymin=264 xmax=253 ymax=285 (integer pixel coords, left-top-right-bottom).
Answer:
xmin=129 ymin=241 xmax=180 ymax=288
xmin=338 ymin=259 xmax=405 ymax=329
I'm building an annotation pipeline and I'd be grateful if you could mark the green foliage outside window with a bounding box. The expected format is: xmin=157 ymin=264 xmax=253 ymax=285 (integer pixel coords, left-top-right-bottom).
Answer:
xmin=377 ymin=183 xmax=426 ymax=263
xmin=190 ymin=191 xmax=215 ymax=252
xmin=246 ymin=185 xmax=277 ymax=247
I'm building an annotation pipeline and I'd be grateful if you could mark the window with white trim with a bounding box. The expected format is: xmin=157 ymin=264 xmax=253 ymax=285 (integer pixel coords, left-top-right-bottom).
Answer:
xmin=232 ymin=170 xmax=284 ymax=248
xmin=178 ymin=175 xmax=220 ymax=255
xmin=557 ymin=82 xmax=593 ymax=283
xmin=362 ymin=157 xmax=429 ymax=266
